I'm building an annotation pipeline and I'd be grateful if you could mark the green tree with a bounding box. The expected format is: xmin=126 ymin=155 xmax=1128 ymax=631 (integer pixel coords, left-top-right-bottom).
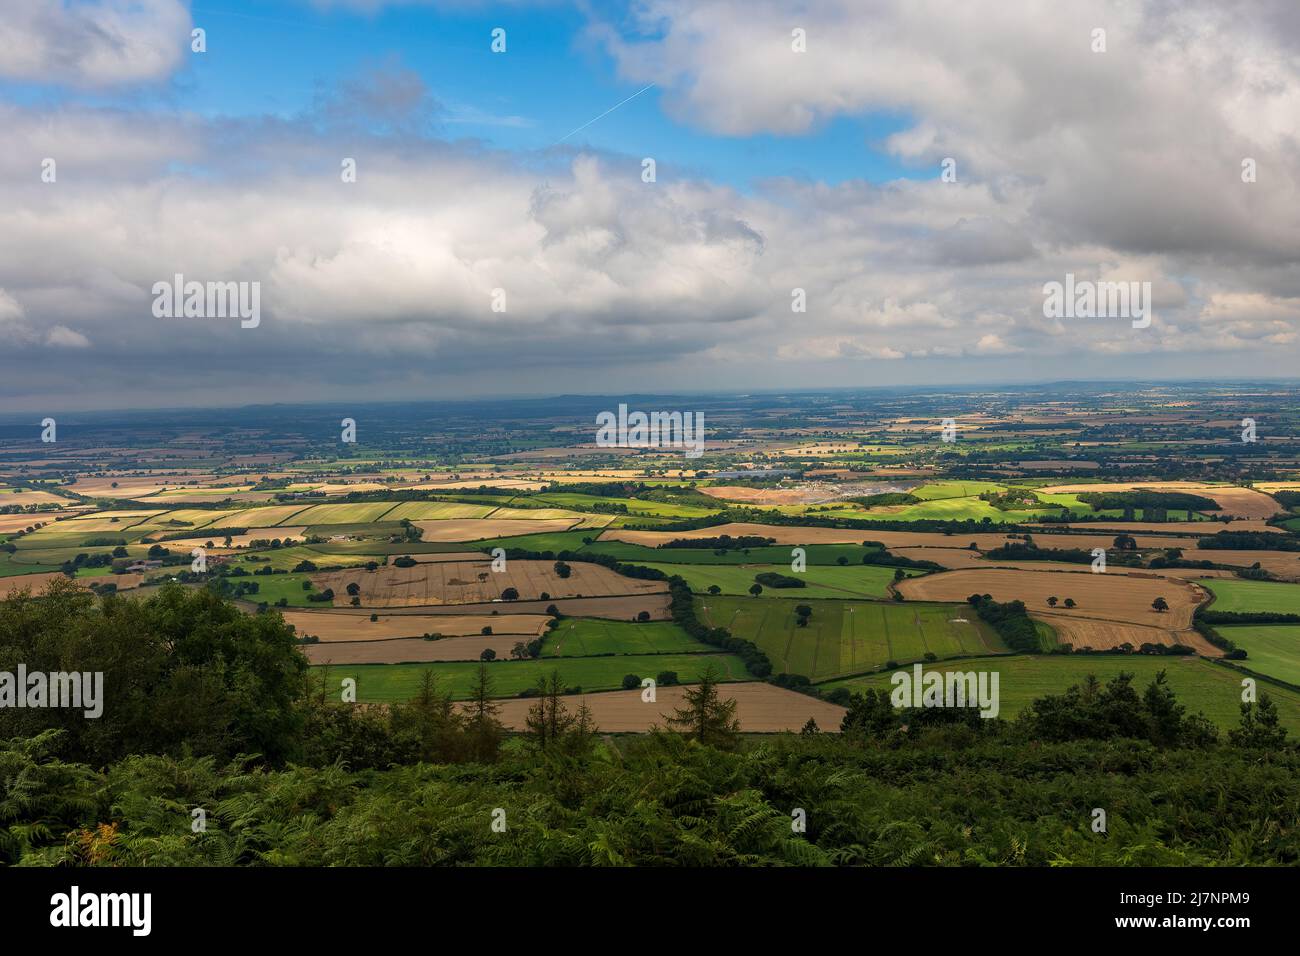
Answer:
xmin=1230 ymin=693 xmax=1289 ymax=749
xmin=463 ymin=663 xmax=503 ymax=762
xmin=524 ymin=670 xmax=574 ymax=750
xmin=666 ymin=664 xmax=740 ymax=749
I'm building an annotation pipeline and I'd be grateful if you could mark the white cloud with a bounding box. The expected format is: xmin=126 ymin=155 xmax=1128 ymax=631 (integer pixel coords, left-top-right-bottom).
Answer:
xmin=0 ymin=0 xmax=191 ymax=88
xmin=2 ymin=20 xmax=1300 ymax=407
xmin=45 ymin=325 xmax=91 ymax=348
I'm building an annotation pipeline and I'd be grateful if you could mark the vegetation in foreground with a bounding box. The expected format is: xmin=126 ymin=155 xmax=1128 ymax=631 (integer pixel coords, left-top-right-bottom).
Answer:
xmin=0 ymin=581 xmax=1297 ymax=867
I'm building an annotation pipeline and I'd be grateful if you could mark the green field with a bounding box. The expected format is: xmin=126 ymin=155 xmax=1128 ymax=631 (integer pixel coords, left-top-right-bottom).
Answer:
xmin=5 ymin=543 xmax=139 ymax=565
xmin=1218 ymin=626 xmax=1300 ymax=686
xmin=541 ymin=618 xmax=710 ymax=657
xmin=233 ymin=545 xmax=382 ymax=572
xmin=315 ymin=652 xmax=750 ymax=702
xmin=579 ymin=541 xmax=883 ymax=566
xmin=285 ymin=503 xmax=400 ymax=526
xmin=644 ymin=562 xmax=915 ymax=599
xmin=531 ymin=492 xmax=720 ymax=518
xmin=1201 ymin=578 xmax=1300 ymax=614
xmin=470 ymin=531 xmax=593 ymax=551
xmin=910 ymin=481 xmax=1010 ymax=501
xmin=699 ymin=596 xmax=1005 ymax=680
xmin=10 ymin=529 xmax=131 ymax=551
xmin=240 ymin=573 xmax=324 ymax=607
xmin=0 ymin=559 xmax=68 ymax=577
xmin=820 ymin=656 xmax=1300 ymax=732
xmin=140 ymin=509 xmax=229 ymax=529
xmin=603 ymin=514 xmax=680 ymax=528
xmin=381 ymin=501 xmax=497 ymax=521
xmin=206 ymin=505 xmax=313 ymax=528
xmin=810 ymin=479 xmax=1122 ymax=524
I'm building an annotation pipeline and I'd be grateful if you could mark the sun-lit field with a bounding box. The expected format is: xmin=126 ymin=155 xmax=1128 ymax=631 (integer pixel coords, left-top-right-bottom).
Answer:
xmin=699 ymin=595 xmax=1005 ymax=680
xmin=821 ymin=656 xmax=1300 ymax=731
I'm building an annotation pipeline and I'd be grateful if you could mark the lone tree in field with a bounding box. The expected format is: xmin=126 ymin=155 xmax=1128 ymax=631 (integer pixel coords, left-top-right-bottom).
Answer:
xmin=1064 ymin=598 xmax=1076 ymax=608
xmin=1047 ymin=596 xmax=1059 ymax=608
xmin=1152 ymin=596 xmax=1170 ymax=613
xmin=749 ymin=583 xmax=763 ymax=597
xmin=501 ymin=587 xmax=519 ymax=601
xmin=480 ymin=648 xmax=496 ymax=661
xmin=666 ymin=664 xmax=740 ymax=749
xmin=795 ymin=604 xmax=813 ymax=627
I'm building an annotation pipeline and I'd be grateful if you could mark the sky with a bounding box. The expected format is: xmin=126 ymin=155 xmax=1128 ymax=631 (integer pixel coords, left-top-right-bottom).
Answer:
xmin=2 ymin=0 xmax=1300 ymax=411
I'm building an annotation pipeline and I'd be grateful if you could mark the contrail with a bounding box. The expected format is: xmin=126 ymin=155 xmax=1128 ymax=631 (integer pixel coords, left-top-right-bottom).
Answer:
xmin=552 ymin=84 xmax=656 ymax=146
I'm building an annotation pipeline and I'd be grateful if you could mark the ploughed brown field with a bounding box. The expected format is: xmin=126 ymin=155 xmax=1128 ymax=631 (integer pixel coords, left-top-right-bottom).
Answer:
xmin=412 ymin=518 xmax=579 ymax=541
xmin=314 ymin=593 xmax=672 ymax=620
xmin=312 ymin=559 xmax=667 ymax=608
xmin=1017 ymin=533 xmax=1202 ymax=552
xmin=481 ymin=683 xmax=849 ymax=733
xmin=1042 ymin=616 xmax=1221 ymax=655
xmin=1192 ymin=550 xmax=1300 ymax=580
xmin=1136 ymin=567 xmax=1237 ymax=581
xmin=405 ymin=551 xmax=488 ymax=563
xmin=303 ymin=635 xmax=525 ymax=665
xmin=893 ymin=547 xmax=1149 ymax=576
xmin=896 ymin=566 xmax=1206 ymax=635
xmin=600 ymin=523 xmax=1023 ymax=548
xmin=1028 ymin=520 xmax=1281 ymax=535
xmin=599 ymin=522 xmax=870 ymax=546
xmin=279 ymin=609 xmax=550 ymax=642
xmin=0 ymin=572 xmax=71 ymax=599
xmin=158 ymin=527 xmax=307 ymax=550
xmin=602 ymin=522 xmax=1198 ymax=553
xmin=890 ymin=546 xmax=989 ymax=568
xmin=65 ymin=474 xmax=245 ymax=497
xmin=1037 ymin=482 xmax=1281 ymax=520
xmin=698 ymin=486 xmax=834 ymax=505
xmin=0 ymin=490 xmax=77 ymax=507
xmin=0 ymin=515 xmax=63 ymax=533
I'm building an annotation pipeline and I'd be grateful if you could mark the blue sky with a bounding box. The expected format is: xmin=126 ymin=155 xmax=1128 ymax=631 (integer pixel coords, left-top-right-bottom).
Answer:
xmin=2 ymin=0 xmax=1296 ymax=410
xmin=6 ymin=0 xmax=918 ymax=191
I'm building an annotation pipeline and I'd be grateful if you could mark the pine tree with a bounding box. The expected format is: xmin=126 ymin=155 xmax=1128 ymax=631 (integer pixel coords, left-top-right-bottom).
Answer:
xmin=525 ymin=670 xmax=574 ymax=749
xmin=666 ymin=664 xmax=740 ymax=749
xmin=464 ymin=663 xmax=503 ymax=762
xmin=1230 ymin=693 xmax=1289 ymax=749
